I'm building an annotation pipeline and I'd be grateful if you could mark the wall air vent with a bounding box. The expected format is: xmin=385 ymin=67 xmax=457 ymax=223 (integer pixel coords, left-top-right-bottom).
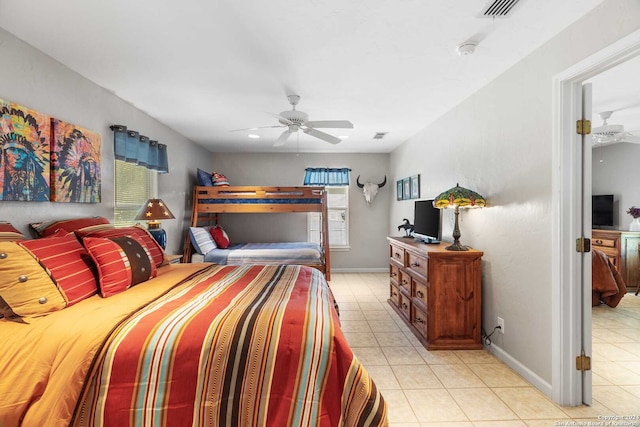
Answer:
xmin=479 ymin=0 xmax=523 ymax=18
xmin=373 ymin=132 xmax=388 ymax=140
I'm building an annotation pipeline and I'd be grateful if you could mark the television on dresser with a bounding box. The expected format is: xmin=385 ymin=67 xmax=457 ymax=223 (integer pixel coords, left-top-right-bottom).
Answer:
xmin=592 ymin=194 xmax=614 ymax=227
xmin=413 ymin=199 xmax=441 ymax=243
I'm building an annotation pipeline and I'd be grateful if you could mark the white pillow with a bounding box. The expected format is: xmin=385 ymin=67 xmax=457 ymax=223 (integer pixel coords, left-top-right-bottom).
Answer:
xmin=189 ymin=227 xmax=217 ymax=255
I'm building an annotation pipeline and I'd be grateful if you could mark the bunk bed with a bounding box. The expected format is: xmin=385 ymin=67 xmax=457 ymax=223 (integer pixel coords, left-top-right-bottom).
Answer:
xmin=184 ymin=186 xmax=331 ymax=279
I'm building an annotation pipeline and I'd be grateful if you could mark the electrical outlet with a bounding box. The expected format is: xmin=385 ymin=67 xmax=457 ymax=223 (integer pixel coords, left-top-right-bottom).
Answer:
xmin=497 ymin=317 xmax=505 ymax=334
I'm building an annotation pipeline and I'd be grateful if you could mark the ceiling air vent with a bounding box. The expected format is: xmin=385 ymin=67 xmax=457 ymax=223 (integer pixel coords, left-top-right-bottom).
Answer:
xmin=479 ymin=0 xmax=523 ymax=18
xmin=373 ymin=132 xmax=388 ymax=140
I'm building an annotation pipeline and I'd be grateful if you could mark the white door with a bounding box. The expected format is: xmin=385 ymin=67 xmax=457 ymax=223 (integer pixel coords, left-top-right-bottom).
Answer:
xmin=580 ymin=82 xmax=593 ymax=405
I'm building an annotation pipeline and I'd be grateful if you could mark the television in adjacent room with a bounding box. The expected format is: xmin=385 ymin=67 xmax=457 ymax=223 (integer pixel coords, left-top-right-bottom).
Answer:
xmin=592 ymin=194 xmax=614 ymax=228
xmin=413 ymin=199 xmax=441 ymax=243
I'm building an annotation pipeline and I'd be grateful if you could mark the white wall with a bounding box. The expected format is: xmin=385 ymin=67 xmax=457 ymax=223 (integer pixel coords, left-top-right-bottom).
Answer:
xmin=0 ymin=27 xmax=212 ymax=256
xmin=593 ymin=143 xmax=640 ymax=230
xmin=389 ymin=0 xmax=640 ymax=387
xmin=210 ymin=152 xmax=390 ymax=270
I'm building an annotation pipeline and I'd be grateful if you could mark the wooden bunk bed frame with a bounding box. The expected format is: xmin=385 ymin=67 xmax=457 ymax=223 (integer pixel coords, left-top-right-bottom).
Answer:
xmin=184 ymin=186 xmax=331 ymax=279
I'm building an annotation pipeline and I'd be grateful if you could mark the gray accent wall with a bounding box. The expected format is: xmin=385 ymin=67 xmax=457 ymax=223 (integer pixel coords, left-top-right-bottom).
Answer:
xmin=0 ymin=27 xmax=211 ymax=256
xmin=389 ymin=0 xmax=640 ymax=392
xmin=210 ymin=152 xmax=390 ymax=270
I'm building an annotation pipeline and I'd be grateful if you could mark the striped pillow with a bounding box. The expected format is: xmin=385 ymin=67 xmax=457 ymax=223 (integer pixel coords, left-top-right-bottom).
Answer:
xmin=83 ymin=236 xmax=157 ymax=297
xmin=30 ymin=217 xmax=111 ymax=238
xmin=19 ymin=229 xmax=98 ymax=306
xmin=76 ymin=225 xmax=167 ymax=267
xmin=0 ymin=242 xmax=66 ymax=321
xmin=189 ymin=227 xmax=217 ymax=255
xmin=0 ymin=222 xmax=25 ymax=242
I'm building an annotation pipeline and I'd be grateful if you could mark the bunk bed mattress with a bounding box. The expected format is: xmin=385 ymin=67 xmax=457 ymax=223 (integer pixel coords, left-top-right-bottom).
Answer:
xmin=0 ymin=263 xmax=386 ymax=426
xmin=201 ymin=241 xmax=323 ymax=265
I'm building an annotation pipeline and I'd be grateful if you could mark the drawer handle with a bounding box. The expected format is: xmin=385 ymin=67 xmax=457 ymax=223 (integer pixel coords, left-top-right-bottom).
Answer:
xmin=402 ymin=280 xmax=409 ymax=285
xmin=595 ymin=239 xmax=603 ymax=245
xmin=416 ymin=290 xmax=424 ymax=298
xmin=411 ymin=262 xmax=420 ymax=267
xmin=402 ymin=303 xmax=408 ymax=309
xmin=391 ymin=291 xmax=397 ymax=297
xmin=390 ymin=272 xmax=397 ymax=277
xmin=394 ymin=252 xmax=401 ymax=258
xmin=415 ymin=317 xmax=425 ymax=324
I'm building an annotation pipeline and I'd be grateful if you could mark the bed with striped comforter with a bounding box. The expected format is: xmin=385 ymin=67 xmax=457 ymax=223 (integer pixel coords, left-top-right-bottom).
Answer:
xmin=0 ymin=263 xmax=386 ymax=426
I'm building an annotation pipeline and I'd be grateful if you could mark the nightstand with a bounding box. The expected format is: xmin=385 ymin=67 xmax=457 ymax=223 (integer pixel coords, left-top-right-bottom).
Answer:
xmin=166 ymin=254 xmax=183 ymax=264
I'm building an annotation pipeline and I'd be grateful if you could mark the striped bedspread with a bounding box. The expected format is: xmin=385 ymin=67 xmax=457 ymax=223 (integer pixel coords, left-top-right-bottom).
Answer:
xmin=72 ymin=264 xmax=386 ymax=426
xmin=203 ymin=242 xmax=322 ymax=265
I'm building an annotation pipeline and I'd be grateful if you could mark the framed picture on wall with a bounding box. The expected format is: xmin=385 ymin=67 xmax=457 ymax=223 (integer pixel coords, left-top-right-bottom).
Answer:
xmin=410 ymin=174 xmax=420 ymax=199
xmin=402 ymin=178 xmax=411 ymax=200
xmin=396 ymin=180 xmax=403 ymax=201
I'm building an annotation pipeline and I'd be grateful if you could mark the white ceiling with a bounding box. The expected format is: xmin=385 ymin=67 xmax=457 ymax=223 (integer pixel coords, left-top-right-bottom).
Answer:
xmin=0 ymin=0 xmax=609 ymax=153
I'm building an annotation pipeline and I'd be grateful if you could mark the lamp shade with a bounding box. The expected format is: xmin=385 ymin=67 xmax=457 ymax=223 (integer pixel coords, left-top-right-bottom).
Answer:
xmin=434 ymin=183 xmax=486 ymax=209
xmin=134 ymin=198 xmax=175 ymax=223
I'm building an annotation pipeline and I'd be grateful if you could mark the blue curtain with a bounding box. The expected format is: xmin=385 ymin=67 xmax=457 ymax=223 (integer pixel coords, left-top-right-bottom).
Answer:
xmin=303 ymin=167 xmax=351 ymax=186
xmin=111 ymin=125 xmax=169 ymax=173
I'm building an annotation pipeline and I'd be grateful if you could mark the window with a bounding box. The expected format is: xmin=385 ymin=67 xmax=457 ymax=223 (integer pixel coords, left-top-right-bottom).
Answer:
xmin=308 ymin=186 xmax=350 ymax=250
xmin=114 ymin=160 xmax=157 ymax=227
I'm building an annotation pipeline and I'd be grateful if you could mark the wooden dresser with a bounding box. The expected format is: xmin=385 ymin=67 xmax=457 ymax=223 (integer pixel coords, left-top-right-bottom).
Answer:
xmin=387 ymin=236 xmax=483 ymax=350
xmin=592 ymin=229 xmax=640 ymax=291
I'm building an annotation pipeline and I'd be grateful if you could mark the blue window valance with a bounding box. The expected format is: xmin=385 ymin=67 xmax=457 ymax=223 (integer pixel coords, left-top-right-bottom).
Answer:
xmin=110 ymin=125 xmax=169 ymax=173
xmin=303 ymin=168 xmax=351 ymax=186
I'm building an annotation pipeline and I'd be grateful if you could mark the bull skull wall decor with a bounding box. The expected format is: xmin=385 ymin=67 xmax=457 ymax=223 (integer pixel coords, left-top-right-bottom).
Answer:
xmin=356 ymin=175 xmax=387 ymax=204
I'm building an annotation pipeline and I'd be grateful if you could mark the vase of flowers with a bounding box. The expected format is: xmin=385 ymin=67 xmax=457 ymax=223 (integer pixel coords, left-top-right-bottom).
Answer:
xmin=627 ymin=206 xmax=640 ymax=231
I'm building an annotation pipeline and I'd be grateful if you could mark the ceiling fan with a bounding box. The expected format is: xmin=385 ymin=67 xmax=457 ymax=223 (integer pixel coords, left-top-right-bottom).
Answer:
xmin=592 ymin=110 xmax=640 ymax=145
xmin=235 ymin=95 xmax=353 ymax=146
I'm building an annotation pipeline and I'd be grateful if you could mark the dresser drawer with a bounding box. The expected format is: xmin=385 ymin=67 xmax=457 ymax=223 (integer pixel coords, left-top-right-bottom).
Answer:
xmin=389 ymin=284 xmax=400 ymax=307
xmin=399 ymin=293 xmax=411 ymax=319
xmin=411 ymin=305 xmax=428 ymax=338
xmin=407 ymin=252 xmax=428 ymax=278
xmin=592 ymin=237 xmax=617 ymax=249
xmin=389 ymin=264 xmax=399 ymax=285
xmin=390 ymin=245 xmax=405 ymax=265
xmin=398 ymin=270 xmax=411 ymax=295
xmin=413 ymin=279 xmax=428 ymax=308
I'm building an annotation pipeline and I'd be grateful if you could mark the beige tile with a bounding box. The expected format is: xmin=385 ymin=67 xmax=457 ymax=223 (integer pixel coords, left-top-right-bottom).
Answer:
xmin=473 ymin=421 xmax=527 ymax=427
xmin=392 ymin=365 xmax=443 ymax=389
xmin=468 ymin=363 xmax=530 ymax=387
xmin=405 ymin=389 xmax=468 ymax=422
xmin=592 ymin=361 xmax=640 ymax=385
xmin=621 ymin=384 xmax=640 ymax=399
xmin=364 ymin=310 xmax=395 ymax=321
xmin=419 ymin=423 xmax=473 ymax=427
xmin=559 ymin=398 xmax=611 ymax=419
xmin=366 ymin=365 xmax=401 ymax=390
xmin=448 ymin=388 xmax=518 ymax=421
xmin=592 ymin=343 xmax=639 ymax=362
xmin=592 ymin=385 xmax=640 ymax=414
xmin=343 ymin=331 xmax=379 ymax=347
xmin=337 ymin=302 xmax=361 ymax=311
xmin=359 ymin=301 xmax=388 ymax=311
xmin=403 ymin=331 xmax=423 ymax=347
xmin=338 ymin=319 xmax=371 ymax=333
xmin=381 ymin=389 xmax=418 ymax=423
xmin=353 ymin=346 xmax=389 ymax=366
xmin=430 ymin=364 xmax=485 ymax=388
xmin=591 ymin=372 xmax=613 ymax=386
xmin=492 ymin=387 xmax=569 ymax=420
xmin=388 ymin=423 xmax=421 ymax=427
xmin=454 ymin=350 xmax=498 ymax=364
xmin=382 ymin=346 xmax=427 ymax=365
xmin=617 ymin=342 xmax=640 ymax=358
xmin=523 ymin=421 xmax=574 ymax=427
xmin=368 ymin=319 xmax=402 ymax=332
xmin=414 ymin=348 xmax=464 ymax=365
xmin=339 ymin=310 xmax=366 ymax=321
xmin=375 ymin=331 xmax=413 ymax=347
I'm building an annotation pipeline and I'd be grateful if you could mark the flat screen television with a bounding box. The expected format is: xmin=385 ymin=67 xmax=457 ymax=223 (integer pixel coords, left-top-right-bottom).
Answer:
xmin=592 ymin=194 xmax=614 ymax=227
xmin=413 ymin=199 xmax=441 ymax=243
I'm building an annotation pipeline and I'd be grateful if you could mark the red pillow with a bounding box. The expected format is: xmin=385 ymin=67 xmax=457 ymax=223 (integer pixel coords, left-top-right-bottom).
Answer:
xmin=83 ymin=236 xmax=157 ymax=297
xmin=76 ymin=225 xmax=167 ymax=267
xmin=0 ymin=221 xmax=25 ymax=242
xmin=30 ymin=217 xmax=111 ymax=237
xmin=19 ymin=229 xmax=98 ymax=305
xmin=210 ymin=225 xmax=230 ymax=249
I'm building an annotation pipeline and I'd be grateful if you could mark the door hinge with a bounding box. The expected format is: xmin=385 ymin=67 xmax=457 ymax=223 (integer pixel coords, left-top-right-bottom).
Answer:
xmin=576 ymin=353 xmax=591 ymax=371
xmin=576 ymin=237 xmax=591 ymax=253
xmin=576 ymin=119 xmax=591 ymax=135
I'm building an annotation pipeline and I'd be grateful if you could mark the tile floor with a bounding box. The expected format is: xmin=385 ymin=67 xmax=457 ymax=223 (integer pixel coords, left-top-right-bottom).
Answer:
xmin=329 ymin=272 xmax=640 ymax=426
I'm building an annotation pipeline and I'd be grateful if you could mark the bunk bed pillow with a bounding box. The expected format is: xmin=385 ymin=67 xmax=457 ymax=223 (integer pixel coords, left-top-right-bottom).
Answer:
xmin=211 ymin=172 xmax=229 ymax=186
xmin=30 ymin=217 xmax=111 ymax=238
xmin=76 ymin=225 xmax=168 ymax=268
xmin=0 ymin=222 xmax=25 ymax=241
xmin=189 ymin=227 xmax=217 ymax=255
xmin=83 ymin=236 xmax=157 ymax=297
xmin=19 ymin=229 xmax=98 ymax=306
xmin=210 ymin=225 xmax=230 ymax=249
xmin=0 ymin=242 xmax=67 ymax=322
xmin=197 ymin=168 xmax=213 ymax=186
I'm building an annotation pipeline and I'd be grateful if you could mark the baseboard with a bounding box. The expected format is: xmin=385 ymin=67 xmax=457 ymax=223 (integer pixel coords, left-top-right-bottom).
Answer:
xmin=331 ymin=268 xmax=388 ymax=273
xmin=485 ymin=343 xmax=553 ymax=399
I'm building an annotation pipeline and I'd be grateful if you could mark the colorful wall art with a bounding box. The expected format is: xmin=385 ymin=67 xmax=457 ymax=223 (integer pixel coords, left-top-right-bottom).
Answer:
xmin=51 ymin=119 xmax=101 ymax=203
xmin=0 ymin=99 xmax=51 ymax=201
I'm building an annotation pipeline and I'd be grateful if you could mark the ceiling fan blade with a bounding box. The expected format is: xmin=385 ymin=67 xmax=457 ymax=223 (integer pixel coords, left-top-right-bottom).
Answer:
xmin=303 ymin=127 xmax=341 ymax=144
xmin=230 ymin=125 xmax=286 ymax=132
xmin=273 ymin=129 xmax=292 ymax=146
xmin=305 ymin=120 xmax=354 ymax=129
xmin=267 ymin=112 xmax=293 ymax=125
